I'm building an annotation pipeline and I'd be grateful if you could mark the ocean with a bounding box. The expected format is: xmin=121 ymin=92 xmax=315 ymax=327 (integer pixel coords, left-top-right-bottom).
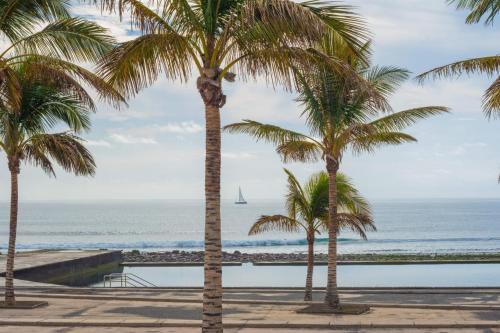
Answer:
xmin=1 ymin=198 xmax=500 ymax=254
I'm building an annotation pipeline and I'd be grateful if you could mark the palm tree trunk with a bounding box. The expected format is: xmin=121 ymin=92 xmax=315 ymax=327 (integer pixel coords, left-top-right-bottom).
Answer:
xmin=199 ymin=67 xmax=225 ymax=332
xmin=324 ymin=158 xmax=340 ymax=307
xmin=5 ymin=159 xmax=20 ymax=305
xmin=304 ymin=231 xmax=315 ymax=301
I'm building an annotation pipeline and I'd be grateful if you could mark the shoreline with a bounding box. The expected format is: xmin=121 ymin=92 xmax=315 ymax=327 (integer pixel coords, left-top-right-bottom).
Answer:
xmin=123 ymin=250 xmax=500 ymax=264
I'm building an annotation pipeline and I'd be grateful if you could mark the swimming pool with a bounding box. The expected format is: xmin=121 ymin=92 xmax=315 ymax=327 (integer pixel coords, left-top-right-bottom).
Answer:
xmin=92 ymin=263 xmax=500 ymax=288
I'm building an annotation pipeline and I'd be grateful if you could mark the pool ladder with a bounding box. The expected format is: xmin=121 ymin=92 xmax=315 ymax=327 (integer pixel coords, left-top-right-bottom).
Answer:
xmin=103 ymin=273 xmax=157 ymax=288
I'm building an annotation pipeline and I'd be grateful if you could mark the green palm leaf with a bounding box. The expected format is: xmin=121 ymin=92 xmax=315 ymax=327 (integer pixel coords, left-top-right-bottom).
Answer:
xmin=369 ymin=106 xmax=450 ymax=131
xmin=448 ymin=0 xmax=499 ymax=24
xmin=0 ymin=0 xmax=70 ymax=41
xmin=10 ymin=18 xmax=116 ymax=63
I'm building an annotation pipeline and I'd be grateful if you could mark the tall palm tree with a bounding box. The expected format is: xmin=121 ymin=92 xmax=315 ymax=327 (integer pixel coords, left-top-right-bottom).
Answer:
xmin=0 ymin=67 xmax=98 ymax=306
xmin=249 ymin=168 xmax=374 ymax=301
xmin=417 ymin=0 xmax=499 ymax=119
xmin=225 ymin=39 xmax=449 ymax=308
xmin=89 ymin=1 xmax=372 ymax=330
xmin=0 ymin=0 xmax=124 ymax=306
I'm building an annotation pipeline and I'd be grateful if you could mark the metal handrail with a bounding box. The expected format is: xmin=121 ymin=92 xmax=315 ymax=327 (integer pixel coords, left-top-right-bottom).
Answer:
xmin=103 ymin=273 xmax=157 ymax=287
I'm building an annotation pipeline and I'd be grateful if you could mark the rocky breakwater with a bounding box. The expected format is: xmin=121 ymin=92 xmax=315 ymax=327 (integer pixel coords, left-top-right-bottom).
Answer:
xmin=123 ymin=250 xmax=330 ymax=263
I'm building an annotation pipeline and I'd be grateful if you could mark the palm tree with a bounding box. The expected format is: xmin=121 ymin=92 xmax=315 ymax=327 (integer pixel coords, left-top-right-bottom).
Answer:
xmin=224 ymin=40 xmax=449 ymax=308
xmin=0 ymin=0 xmax=124 ymax=306
xmin=89 ymin=1 xmax=372 ymax=330
xmin=249 ymin=168 xmax=374 ymax=301
xmin=417 ymin=0 xmax=499 ymax=119
xmin=0 ymin=67 xmax=98 ymax=306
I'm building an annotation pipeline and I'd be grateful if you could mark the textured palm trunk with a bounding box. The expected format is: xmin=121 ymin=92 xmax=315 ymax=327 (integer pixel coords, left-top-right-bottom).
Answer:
xmin=304 ymin=230 xmax=315 ymax=301
xmin=198 ymin=64 xmax=225 ymax=333
xmin=5 ymin=159 xmax=20 ymax=305
xmin=324 ymin=158 xmax=340 ymax=307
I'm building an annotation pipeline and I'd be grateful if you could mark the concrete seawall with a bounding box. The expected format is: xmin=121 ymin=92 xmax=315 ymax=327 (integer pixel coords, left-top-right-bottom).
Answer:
xmin=0 ymin=250 xmax=123 ymax=286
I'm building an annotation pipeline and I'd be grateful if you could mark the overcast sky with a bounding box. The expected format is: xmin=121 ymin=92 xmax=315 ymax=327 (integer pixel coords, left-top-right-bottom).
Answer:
xmin=2 ymin=0 xmax=499 ymax=201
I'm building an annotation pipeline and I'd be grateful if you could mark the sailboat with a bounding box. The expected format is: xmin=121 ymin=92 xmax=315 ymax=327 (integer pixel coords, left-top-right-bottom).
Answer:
xmin=235 ymin=186 xmax=247 ymax=204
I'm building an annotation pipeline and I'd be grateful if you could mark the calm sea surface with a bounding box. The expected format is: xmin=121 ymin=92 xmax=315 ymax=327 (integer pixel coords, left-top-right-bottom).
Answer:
xmin=1 ymin=199 xmax=500 ymax=254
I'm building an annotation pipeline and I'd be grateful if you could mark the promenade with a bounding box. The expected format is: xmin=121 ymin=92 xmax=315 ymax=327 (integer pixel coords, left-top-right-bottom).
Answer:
xmin=1 ymin=287 xmax=499 ymax=332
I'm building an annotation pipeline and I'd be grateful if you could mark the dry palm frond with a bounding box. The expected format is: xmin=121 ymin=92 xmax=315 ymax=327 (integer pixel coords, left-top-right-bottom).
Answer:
xmin=416 ymin=56 xmax=500 ymax=82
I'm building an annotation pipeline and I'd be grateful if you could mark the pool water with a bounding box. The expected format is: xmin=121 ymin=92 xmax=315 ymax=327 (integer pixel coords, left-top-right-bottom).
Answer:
xmin=93 ymin=263 xmax=500 ymax=288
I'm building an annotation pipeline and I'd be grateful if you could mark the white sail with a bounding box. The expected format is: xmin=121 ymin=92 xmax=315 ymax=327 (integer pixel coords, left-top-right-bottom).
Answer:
xmin=235 ymin=186 xmax=247 ymax=204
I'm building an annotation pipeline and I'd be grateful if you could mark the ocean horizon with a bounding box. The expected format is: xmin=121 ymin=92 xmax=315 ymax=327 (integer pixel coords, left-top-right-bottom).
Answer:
xmin=1 ymin=198 xmax=499 ymax=254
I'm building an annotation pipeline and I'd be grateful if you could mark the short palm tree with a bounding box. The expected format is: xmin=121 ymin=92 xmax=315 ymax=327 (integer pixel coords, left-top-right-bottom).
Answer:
xmin=0 ymin=67 xmax=97 ymax=306
xmin=417 ymin=0 xmax=499 ymax=119
xmin=249 ymin=169 xmax=374 ymax=301
xmin=225 ymin=39 xmax=449 ymax=308
xmin=90 ymin=1 xmax=372 ymax=330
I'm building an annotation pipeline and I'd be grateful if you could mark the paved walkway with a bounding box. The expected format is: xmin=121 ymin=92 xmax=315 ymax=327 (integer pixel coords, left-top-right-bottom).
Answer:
xmin=0 ymin=288 xmax=499 ymax=331
xmin=12 ymin=287 xmax=500 ymax=307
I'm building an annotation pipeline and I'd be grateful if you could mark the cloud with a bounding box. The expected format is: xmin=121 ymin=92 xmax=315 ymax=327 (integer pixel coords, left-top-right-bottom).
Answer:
xmin=86 ymin=139 xmax=112 ymax=147
xmin=70 ymin=3 xmax=133 ymax=42
xmin=154 ymin=122 xmax=203 ymax=134
xmin=224 ymin=81 xmax=302 ymax=124
xmin=109 ymin=133 xmax=157 ymax=145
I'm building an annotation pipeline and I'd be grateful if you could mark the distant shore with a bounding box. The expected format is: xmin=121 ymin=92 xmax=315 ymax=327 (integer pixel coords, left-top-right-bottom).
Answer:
xmin=123 ymin=250 xmax=500 ymax=264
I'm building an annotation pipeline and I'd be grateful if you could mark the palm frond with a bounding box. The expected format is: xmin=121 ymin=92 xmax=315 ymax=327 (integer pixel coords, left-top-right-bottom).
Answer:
xmin=23 ymin=143 xmax=55 ymax=176
xmin=15 ymin=55 xmax=127 ymax=108
xmin=18 ymin=85 xmax=91 ymax=134
xmin=369 ymin=106 xmax=450 ymax=131
xmin=304 ymin=171 xmax=329 ymax=221
xmin=448 ymin=0 xmax=499 ymax=24
xmin=224 ymin=120 xmax=315 ymax=146
xmin=363 ymin=65 xmax=410 ymax=98
xmin=299 ymin=0 xmax=368 ymax=52
xmin=336 ymin=172 xmax=371 ymax=216
xmin=483 ymin=76 xmax=500 ymax=119
xmin=351 ymin=132 xmax=417 ymax=155
xmin=98 ymin=33 xmax=194 ymax=97
xmin=0 ymin=0 xmax=70 ymax=41
xmin=26 ymin=133 xmax=95 ymax=176
xmin=277 ymin=140 xmax=323 ymax=163
xmin=12 ymin=18 xmax=116 ymax=63
xmin=416 ymin=56 xmax=500 ymax=82
xmin=283 ymin=168 xmax=310 ymax=221
xmin=337 ymin=213 xmax=375 ymax=240
xmin=248 ymin=214 xmax=302 ymax=235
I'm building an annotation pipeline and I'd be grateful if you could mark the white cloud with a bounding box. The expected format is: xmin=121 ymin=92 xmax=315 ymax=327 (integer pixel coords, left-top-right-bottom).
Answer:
xmin=86 ymin=140 xmax=112 ymax=147
xmin=70 ymin=3 xmax=133 ymax=42
xmin=109 ymin=133 xmax=157 ymax=145
xmin=154 ymin=122 xmax=203 ymax=134
xmin=224 ymin=81 xmax=301 ymax=124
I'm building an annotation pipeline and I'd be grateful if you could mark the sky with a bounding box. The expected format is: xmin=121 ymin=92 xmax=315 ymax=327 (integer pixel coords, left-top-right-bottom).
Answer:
xmin=1 ymin=0 xmax=499 ymax=202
